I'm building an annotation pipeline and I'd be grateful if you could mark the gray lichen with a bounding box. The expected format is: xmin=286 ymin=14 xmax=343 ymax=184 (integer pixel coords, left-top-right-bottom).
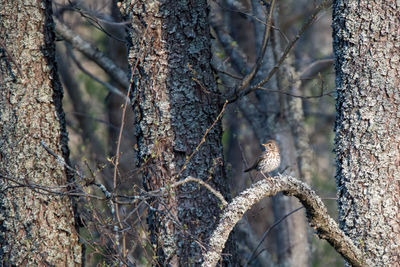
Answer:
xmin=121 ymin=0 xmax=232 ymax=265
xmin=0 ymin=1 xmax=82 ymax=265
xmin=333 ymin=1 xmax=400 ymax=265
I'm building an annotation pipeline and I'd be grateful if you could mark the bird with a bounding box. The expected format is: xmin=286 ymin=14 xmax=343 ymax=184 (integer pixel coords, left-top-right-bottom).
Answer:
xmin=244 ymin=140 xmax=281 ymax=175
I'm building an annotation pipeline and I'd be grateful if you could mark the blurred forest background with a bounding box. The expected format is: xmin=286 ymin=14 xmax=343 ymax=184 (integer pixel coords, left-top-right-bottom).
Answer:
xmin=55 ymin=0 xmax=339 ymax=265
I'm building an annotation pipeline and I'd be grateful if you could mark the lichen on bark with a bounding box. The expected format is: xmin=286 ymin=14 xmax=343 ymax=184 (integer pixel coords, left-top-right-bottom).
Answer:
xmin=0 ymin=0 xmax=82 ymax=265
xmin=333 ymin=1 xmax=400 ymax=265
xmin=121 ymin=0 xmax=234 ymax=265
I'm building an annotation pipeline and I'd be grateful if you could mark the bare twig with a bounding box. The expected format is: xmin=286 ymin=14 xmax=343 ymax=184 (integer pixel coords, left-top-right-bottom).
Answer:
xmin=166 ymin=176 xmax=227 ymax=206
xmin=40 ymin=141 xmax=83 ymax=178
xmin=226 ymin=0 xmax=331 ymax=103
xmin=0 ymin=40 xmax=24 ymax=78
xmin=299 ymin=58 xmax=334 ymax=88
xmin=78 ymin=10 xmax=128 ymax=43
xmin=299 ymin=58 xmax=334 ymax=80
xmin=66 ymin=47 xmax=129 ymax=102
xmin=236 ymin=0 xmax=276 ymax=92
xmin=24 ymin=142 xmax=228 ymax=208
xmin=110 ymin=22 xmax=151 ymax=263
xmin=175 ymin=100 xmax=228 ymax=178
xmin=55 ymin=1 xmax=129 ymax=43
xmin=246 ymin=206 xmax=304 ymax=266
xmin=259 ymin=87 xmax=334 ymax=99
xmin=211 ymin=66 xmax=243 ymax=80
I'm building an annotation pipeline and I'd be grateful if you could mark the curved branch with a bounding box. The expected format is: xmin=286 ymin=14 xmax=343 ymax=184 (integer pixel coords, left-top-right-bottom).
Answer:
xmin=202 ymin=175 xmax=363 ymax=267
xmin=167 ymin=176 xmax=227 ymax=206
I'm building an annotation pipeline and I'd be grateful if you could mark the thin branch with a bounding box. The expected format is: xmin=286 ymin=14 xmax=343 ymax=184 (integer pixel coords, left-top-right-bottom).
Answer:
xmin=299 ymin=58 xmax=334 ymax=88
xmin=36 ymin=142 xmax=228 ymax=207
xmin=259 ymin=87 xmax=334 ymax=99
xmin=55 ymin=1 xmax=129 ymax=43
xmin=54 ymin=17 xmax=130 ymax=90
xmin=78 ymin=10 xmax=128 ymax=43
xmin=0 ymin=40 xmax=24 ymax=78
xmin=299 ymin=58 xmax=334 ymax=79
xmin=66 ymin=47 xmax=129 ymax=102
xmin=246 ymin=206 xmax=304 ymax=266
xmin=211 ymin=66 xmax=243 ymax=80
xmin=226 ymin=0 xmax=331 ymax=103
xmin=202 ymin=175 xmax=363 ymax=267
xmin=236 ymin=0 xmax=276 ymax=92
xmin=110 ymin=22 xmax=151 ymax=264
xmin=216 ymin=1 xmax=266 ymax=27
xmin=166 ymin=176 xmax=227 ymax=206
xmin=175 ymin=100 xmax=228 ymax=178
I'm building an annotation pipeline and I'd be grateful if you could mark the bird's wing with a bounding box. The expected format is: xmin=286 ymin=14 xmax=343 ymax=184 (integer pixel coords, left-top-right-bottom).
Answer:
xmin=244 ymin=157 xmax=261 ymax=172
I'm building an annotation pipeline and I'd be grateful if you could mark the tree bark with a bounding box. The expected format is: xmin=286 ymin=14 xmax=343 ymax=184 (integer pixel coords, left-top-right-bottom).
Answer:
xmin=0 ymin=0 xmax=82 ymax=265
xmin=121 ymin=1 xmax=234 ymax=265
xmin=333 ymin=1 xmax=400 ymax=265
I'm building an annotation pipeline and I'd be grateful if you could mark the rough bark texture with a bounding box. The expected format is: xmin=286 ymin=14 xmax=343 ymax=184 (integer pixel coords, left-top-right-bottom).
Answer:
xmin=121 ymin=1 xmax=233 ymax=265
xmin=333 ymin=1 xmax=400 ymax=266
xmin=202 ymin=175 xmax=363 ymax=267
xmin=0 ymin=0 xmax=82 ymax=265
xmin=285 ymin=60 xmax=313 ymax=186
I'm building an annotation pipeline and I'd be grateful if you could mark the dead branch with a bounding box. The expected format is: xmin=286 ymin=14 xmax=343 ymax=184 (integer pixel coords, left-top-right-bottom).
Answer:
xmin=166 ymin=176 xmax=227 ymax=206
xmin=299 ymin=58 xmax=334 ymax=80
xmin=226 ymin=0 xmax=331 ymax=103
xmin=236 ymin=0 xmax=276 ymax=92
xmin=54 ymin=17 xmax=130 ymax=90
xmin=202 ymin=175 xmax=363 ymax=267
xmin=175 ymin=100 xmax=228 ymax=178
xmin=66 ymin=46 xmax=128 ymax=102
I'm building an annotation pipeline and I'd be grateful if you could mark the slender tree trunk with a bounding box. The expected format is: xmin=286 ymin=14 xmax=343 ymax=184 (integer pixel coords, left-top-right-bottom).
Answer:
xmin=333 ymin=1 xmax=400 ymax=265
xmin=121 ymin=1 xmax=234 ymax=265
xmin=243 ymin=3 xmax=311 ymax=266
xmin=0 ymin=0 xmax=82 ymax=265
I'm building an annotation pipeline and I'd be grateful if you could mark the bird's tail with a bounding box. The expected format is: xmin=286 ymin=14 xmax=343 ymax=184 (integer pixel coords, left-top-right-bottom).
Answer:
xmin=244 ymin=166 xmax=253 ymax=172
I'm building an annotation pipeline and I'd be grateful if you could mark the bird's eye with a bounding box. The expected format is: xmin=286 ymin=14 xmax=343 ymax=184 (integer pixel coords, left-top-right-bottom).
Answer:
xmin=268 ymin=144 xmax=272 ymax=147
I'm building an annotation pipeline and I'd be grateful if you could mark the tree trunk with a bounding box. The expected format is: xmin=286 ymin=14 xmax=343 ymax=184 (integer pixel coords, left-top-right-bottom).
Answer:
xmin=121 ymin=1 xmax=234 ymax=265
xmin=333 ymin=1 xmax=400 ymax=265
xmin=0 ymin=0 xmax=82 ymax=265
xmin=240 ymin=3 xmax=311 ymax=266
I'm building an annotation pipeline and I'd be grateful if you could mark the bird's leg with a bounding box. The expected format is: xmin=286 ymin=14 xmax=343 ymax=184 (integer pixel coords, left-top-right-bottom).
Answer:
xmin=261 ymin=172 xmax=271 ymax=179
xmin=248 ymin=171 xmax=256 ymax=183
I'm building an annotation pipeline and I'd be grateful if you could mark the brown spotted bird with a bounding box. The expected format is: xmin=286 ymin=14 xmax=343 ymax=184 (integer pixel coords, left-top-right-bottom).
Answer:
xmin=244 ymin=140 xmax=280 ymax=174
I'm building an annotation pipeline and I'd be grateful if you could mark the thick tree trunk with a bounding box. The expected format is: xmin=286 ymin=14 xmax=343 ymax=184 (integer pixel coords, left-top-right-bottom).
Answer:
xmin=333 ymin=1 xmax=400 ymax=265
xmin=0 ymin=0 xmax=82 ymax=265
xmin=121 ymin=1 xmax=234 ymax=265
